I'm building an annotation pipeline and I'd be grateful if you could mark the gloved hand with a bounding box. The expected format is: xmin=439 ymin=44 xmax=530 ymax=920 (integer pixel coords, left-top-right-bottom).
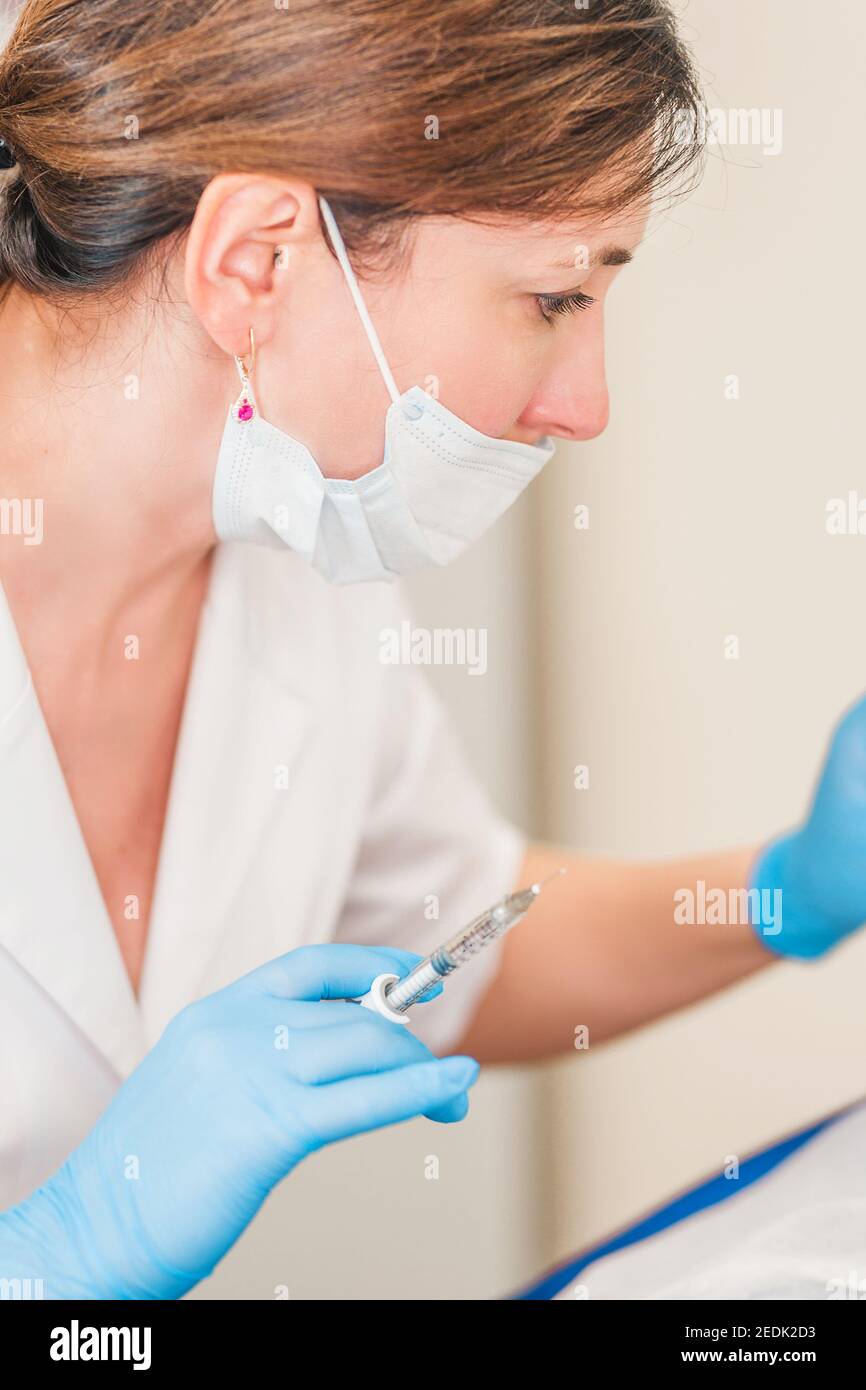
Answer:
xmin=0 ymin=944 xmax=479 ymax=1299
xmin=750 ymin=696 xmax=866 ymax=958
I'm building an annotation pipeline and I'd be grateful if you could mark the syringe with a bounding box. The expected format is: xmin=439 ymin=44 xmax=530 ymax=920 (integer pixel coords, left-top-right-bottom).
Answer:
xmin=354 ymin=869 xmax=566 ymax=1025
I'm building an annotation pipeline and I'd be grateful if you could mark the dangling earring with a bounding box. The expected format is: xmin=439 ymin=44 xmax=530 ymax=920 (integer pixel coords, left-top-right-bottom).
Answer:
xmin=232 ymin=327 xmax=257 ymax=423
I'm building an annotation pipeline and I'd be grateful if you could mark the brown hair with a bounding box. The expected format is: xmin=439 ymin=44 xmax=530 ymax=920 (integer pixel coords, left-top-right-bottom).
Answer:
xmin=0 ymin=0 xmax=705 ymax=300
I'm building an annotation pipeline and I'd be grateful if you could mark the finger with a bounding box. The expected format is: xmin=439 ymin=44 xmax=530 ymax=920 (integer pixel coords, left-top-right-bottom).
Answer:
xmin=300 ymin=1056 xmax=480 ymax=1146
xmin=282 ymin=1015 xmax=435 ymax=1085
xmin=245 ymin=943 xmax=440 ymax=1005
xmin=423 ymin=1092 xmax=470 ymax=1124
xmin=260 ymin=999 xmax=364 ymax=1031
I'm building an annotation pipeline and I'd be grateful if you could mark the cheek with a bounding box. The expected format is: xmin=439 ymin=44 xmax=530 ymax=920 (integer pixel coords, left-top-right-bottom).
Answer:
xmin=400 ymin=310 xmax=548 ymax=436
xmin=263 ymin=311 xmax=394 ymax=480
xmin=439 ymin=367 xmax=536 ymax=437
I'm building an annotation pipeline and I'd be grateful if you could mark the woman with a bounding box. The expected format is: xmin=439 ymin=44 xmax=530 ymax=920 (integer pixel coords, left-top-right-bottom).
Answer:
xmin=1 ymin=0 xmax=864 ymax=1300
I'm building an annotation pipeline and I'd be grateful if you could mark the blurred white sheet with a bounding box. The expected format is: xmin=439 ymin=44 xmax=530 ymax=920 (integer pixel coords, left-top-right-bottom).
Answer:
xmin=557 ymin=1102 xmax=866 ymax=1300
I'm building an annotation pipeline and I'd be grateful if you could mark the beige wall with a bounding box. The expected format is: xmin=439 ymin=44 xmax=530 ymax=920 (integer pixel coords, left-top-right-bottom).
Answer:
xmin=538 ymin=0 xmax=866 ymax=1258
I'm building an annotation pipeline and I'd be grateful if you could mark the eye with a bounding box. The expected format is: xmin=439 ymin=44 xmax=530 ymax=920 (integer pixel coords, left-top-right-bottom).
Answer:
xmin=535 ymin=290 xmax=597 ymax=323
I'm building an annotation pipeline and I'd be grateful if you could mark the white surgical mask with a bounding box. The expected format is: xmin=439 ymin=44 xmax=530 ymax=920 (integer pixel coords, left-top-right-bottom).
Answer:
xmin=212 ymin=195 xmax=556 ymax=584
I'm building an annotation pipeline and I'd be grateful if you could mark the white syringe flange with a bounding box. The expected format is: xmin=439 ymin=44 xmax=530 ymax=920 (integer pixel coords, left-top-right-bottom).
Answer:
xmin=356 ymin=973 xmax=411 ymax=1026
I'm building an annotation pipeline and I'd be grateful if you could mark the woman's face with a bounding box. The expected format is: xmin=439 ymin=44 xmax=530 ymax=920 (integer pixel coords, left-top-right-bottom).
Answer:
xmin=188 ymin=180 xmax=649 ymax=481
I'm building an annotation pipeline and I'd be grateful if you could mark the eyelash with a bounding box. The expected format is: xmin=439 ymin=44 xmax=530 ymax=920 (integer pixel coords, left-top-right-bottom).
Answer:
xmin=535 ymin=290 xmax=597 ymax=323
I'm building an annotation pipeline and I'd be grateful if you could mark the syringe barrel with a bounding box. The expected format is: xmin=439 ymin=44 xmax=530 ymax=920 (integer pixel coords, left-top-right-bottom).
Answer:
xmin=383 ymin=892 xmax=536 ymax=1013
xmin=440 ymin=901 xmax=516 ymax=962
xmin=381 ymin=957 xmax=449 ymax=1013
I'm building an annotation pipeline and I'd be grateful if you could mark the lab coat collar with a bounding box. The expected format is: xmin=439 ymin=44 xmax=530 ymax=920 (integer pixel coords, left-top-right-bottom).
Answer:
xmin=0 ymin=544 xmax=315 ymax=1079
xmin=137 ymin=544 xmax=315 ymax=1049
xmin=0 ymin=580 xmax=146 ymax=1079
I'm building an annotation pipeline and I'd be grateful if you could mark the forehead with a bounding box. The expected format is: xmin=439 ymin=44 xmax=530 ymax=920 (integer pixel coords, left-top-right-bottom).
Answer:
xmin=412 ymin=200 xmax=650 ymax=277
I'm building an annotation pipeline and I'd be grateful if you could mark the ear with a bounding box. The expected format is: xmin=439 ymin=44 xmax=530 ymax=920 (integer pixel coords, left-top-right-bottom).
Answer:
xmin=183 ymin=175 xmax=321 ymax=358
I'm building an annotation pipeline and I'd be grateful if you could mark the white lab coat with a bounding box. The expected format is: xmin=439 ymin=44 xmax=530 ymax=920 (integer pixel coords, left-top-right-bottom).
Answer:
xmin=0 ymin=541 xmax=526 ymax=1209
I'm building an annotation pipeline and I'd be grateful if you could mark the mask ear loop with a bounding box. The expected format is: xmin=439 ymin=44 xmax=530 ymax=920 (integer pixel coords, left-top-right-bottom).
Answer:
xmin=317 ymin=195 xmax=423 ymax=421
xmin=232 ymin=327 xmax=257 ymax=423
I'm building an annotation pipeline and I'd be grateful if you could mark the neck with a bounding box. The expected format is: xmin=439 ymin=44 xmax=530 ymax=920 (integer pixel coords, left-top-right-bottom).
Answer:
xmin=0 ymin=277 xmax=229 ymax=627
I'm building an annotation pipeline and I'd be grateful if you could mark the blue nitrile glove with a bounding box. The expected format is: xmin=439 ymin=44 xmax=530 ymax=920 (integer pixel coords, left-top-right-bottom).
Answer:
xmin=749 ymin=696 xmax=866 ymax=958
xmin=0 ymin=944 xmax=479 ymax=1300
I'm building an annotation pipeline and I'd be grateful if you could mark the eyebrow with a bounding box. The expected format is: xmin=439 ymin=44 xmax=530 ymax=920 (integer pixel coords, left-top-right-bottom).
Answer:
xmin=550 ymin=245 xmax=634 ymax=270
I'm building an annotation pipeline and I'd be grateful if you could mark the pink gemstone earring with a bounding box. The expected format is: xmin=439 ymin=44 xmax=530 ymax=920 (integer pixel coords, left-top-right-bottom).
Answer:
xmin=232 ymin=327 xmax=257 ymax=423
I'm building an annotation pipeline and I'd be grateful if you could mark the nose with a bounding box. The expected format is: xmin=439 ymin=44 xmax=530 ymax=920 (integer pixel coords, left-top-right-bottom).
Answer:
xmin=516 ymin=325 xmax=610 ymax=443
